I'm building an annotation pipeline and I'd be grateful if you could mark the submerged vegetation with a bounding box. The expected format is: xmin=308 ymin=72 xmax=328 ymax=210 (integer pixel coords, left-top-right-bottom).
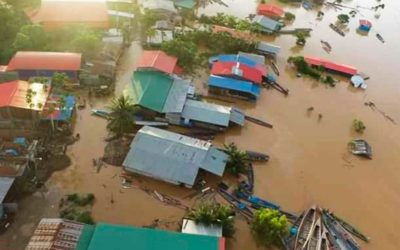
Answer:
xmin=287 ymin=56 xmax=322 ymax=79
xmin=353 ymin=119 xmax=366 ymax=133
xmin=60 ymin=193 xmax=96 ymax=224
xmin=224 ymin=143 xmax=250 ymax=176
xmin=188 ymin=202 xmax=235 ymax=237
xmin=251 ymin=208 xmax=289 ymax=247
xmin=198 ymin=13 xmax=263 ymax=33
xmin=284 ymin=12 xmax=296 ymax=22
xmin=107 ymin=95 xmax=138 ymax=137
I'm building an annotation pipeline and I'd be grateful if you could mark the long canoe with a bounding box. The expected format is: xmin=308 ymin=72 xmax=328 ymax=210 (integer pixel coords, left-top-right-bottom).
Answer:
xmin=307 ymin=217 xmax=322 ymax=250
xmin=329 ymin=212 xmax=370 ymax=242
xmin=320 ymin=225 xmax=330 ymax=250
xmin=295 ymin=205 xmax=317 ymax=250
xmin=322 ymin=213 xmax=358 ymax=250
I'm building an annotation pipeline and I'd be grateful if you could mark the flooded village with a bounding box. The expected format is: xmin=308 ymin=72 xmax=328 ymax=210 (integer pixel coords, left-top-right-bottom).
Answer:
xmin=0 ymin=0 xmax=399 ymax=249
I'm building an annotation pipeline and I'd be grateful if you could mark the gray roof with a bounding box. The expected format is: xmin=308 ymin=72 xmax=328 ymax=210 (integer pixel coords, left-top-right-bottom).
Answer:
xmin=181 ymin=219 xmax=223 ymax=237
xmin=181 ymin=100 xmax=231 ymax=127
xmin=162 ymin=78 xmax=190 ymax=113
xmin=140 ymin=0 xmax=177 ymax=13
xmin=256 ymin=41 xmax=281 ymax=55
xmin=0 ymin=177 xmax=14 ymax=204
xmin=253 ymin=15 xmax=281 ymax=32
xmin=230 ymin=107 xmax=245 ymax=126
xmin=123 ymin=126 xmax=227 ymax=186
xmin=238 ymin=52 xmax=266 ymax=65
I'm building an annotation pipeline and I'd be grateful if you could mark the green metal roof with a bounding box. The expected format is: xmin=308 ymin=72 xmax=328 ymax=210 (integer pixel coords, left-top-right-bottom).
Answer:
xmin=87 ymin=223 xmax=222 ymax=250
xmin=174 ymin=0 xmax=196 ymax=9
xmin=127 ymin=71 xmax=173 ymax=113
xmin=76 ymin=225 xmax=95 ymax=250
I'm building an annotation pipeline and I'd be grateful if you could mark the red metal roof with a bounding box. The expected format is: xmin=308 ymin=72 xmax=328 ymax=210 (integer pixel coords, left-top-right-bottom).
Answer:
xmin=135 ymin=50 xmax=178 ymax=74
xmin=26 ymin=1 xmax=109 ymax=30
xmin=257 ymin=4 xmax=284 ymax=18
xmin=359 ymin=19 xmax=372 ymax=27
xmin=304 ymin=56 xmax=358 ymax=76
xmin=0 ymin=80 xmax=50 ymax=110
xmin=211 ymin=61 xmax=263 ymax=84
xmin=7 ymin=51 xmax=82 ymax=71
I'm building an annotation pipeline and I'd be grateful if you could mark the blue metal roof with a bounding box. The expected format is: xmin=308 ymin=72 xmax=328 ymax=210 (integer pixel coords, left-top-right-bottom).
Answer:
xmin=181 ymin=100 xmax=231 ymax=127
xmin=208 ymin=75 xmax=261 ymax=97
xmin=253 ymin=15 xmax=281 ymax=32
xmin=215 ymin=54 xmax=257 ymax=67
xmin=0 ymin=177 xmax=14 ymax=204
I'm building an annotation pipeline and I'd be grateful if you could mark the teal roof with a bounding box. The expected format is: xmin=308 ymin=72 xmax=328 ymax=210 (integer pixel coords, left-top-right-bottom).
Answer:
xmin=76 ymin=225 xmax=95 ymax=250
xmin=174 ymin=0 xmax=196 ymax=9
xmin=87 ymin=223 xmax=222 ymax=250
xmin=127 ymin=71 xmax=173 ymax=112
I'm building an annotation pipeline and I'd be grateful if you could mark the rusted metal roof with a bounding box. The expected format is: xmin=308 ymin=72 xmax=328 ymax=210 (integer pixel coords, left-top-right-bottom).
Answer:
xmin=304 ymin=56 xmax=358 ymax=76
xmin=7 ymin=51 xmax=82 ymax=71
xmin=0 ymin=81 xmax=49 ymax=111
xmin=135 ymin=50 xmax=178 ymax=74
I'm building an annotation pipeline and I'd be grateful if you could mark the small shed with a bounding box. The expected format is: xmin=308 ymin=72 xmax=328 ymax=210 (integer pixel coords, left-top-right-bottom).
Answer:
xmin=256 ymin=42 xmax=281 ymax=58
xmin=359 ymin=20 xmax=372 ymax=32
xmin=257 ymin=4 xmax=284 ymax=19
xmin=123 ymin=126 xmax=228 ymax=187
xmin=182 ymin=219 xmax=223 ymax=237
xmin=253 ymin=15 xmax=282 ymax=33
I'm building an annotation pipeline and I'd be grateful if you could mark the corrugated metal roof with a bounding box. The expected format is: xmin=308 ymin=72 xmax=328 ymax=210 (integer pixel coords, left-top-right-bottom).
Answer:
xmin=256 ymin=42 xmax=281 ymax=55
xmin=213 ymin=54 xmax=267 ymax=76
xmin=7 ymin=51 xmax=82 ymax=71
xmin=135 ymin=50 xmax=177 ymax=74
xmin=126 ymin=71 xmax=173 ymax=112
xmin=181 ymin=100 xmax=231 ymax=127
xmin=230 ymin=107 xmax=245 ymax=126
xmin=140 ymin=0 xmax=178 ymax=13
xmin=87 ymin=223 xmax=223 ymax=250
xmin=304 ymin=56 xmax=358 ymax=76
xmin=0 ymin=177 xmax=14 ymax=204
xmin=123 ymin=126 xmax=227 ymax=186
xmin=253 ymin=15 xmax=281 ymax=32
xmin=202 ymin=147 xmax=229 ymax=176
xmin=182 ymin=219 xmax=223 ymax=237
xmin=174 ymin=0 xmax=196 ymax=9
xmin=162 ymin=78 xmax=190 ymax=113
xmin=238 ymin=52 xmax=265 ymax=65
xmin=257 ymin=3 xmax=284 ymax=17
xmin=208 ymin=75 xmax=261 ymax=97
xmin=211 ymin=61 xmax=262 ymax=84
xmin=0 ymin=81 xmax=49 ymax=111
xmin=26 ymin=218 xmax=86 ymax=250
xmin=42 ymin=95 xmax=75 ymax=121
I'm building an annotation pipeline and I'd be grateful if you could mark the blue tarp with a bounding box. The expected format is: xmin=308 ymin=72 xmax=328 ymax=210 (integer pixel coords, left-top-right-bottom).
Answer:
xmin=14 ymin=137 xmax=27 ymax=147
xmin=42 ymin=95 xmax=76 ymax=121
xmin=208 ymin=75 xmax=261 ymax=97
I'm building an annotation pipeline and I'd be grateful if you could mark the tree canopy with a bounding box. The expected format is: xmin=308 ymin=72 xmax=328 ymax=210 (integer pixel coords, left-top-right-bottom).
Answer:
xmin=107 ymin=95 xmax=138 ymax=137
xmin=13 ymin=25 xmax=48 ymax=51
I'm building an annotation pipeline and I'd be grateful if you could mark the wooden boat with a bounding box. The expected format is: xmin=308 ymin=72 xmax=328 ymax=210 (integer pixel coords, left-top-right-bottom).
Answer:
xmin=295 ymin=205 xmax=317 ymax=250
xmin=320 ymin=40 xmax=332 ymax=50
xmin=320 ymin=225 xmax=330 ymax=250
xmin=307 ymin=217 xmax=322 ymax=250
xmin=376 ymin=33 xmax=385 ymax=43
xmin=271 ymin=61 xmax=280 ymax=76
xmin=91 ymin=109 xmax=110 ymax=118
xmin=284 ymin=212 xmax=305 ymax=249
xmin=245 ymin=115 xmax=273 ymax=128
xmin=218 ymin=188 xmax=254 ymax=219
xmin=329 ymin=23 xmax=345 ymax=36
xmin=329 ymin=212 xmax=370 ymax=242
xmin=322 ymin=213 xmax=359 ymax=250
xmin=245 ymin=150 xmax=270 ymax=162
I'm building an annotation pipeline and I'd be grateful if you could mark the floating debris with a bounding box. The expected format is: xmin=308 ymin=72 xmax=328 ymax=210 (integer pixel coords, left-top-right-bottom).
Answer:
xmin=329 ymin=23 xmax=345 ymax=36
xmin=349 ymin=139 xmax=372 ymax=159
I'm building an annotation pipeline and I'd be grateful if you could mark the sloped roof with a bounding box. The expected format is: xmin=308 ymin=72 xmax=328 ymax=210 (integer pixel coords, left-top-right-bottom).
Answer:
xmin=123 ymin=126 xmax=227 ymax=186
xmin=135 ymin=50 xmax=178 ymax=74
xmin=257 ymin=4 xmax=284 ymax=17
xmin=26 ymin=0 xmax=109 ymax=29
xmin=7 ymin=51 xmax=82 ymax=71
xmin=182 ymin=219 xmax=223 ymax=237
xmin=174 ymin=0 xmax=196 ymax=9
xmin=181 ymin=100 xmax=231 ymax=127
xmin=212 ymin=25 xmax=254 ymax=41
xmin=304 ymin=56 xmax=358 ymax=76
xmin=127 ymin=71 xmax=173 ymax=112
xmin=0 ymin=81 xmax=49 ymax=111
xmin=140 ymin=0 xmax=178 ymax=13
xmin=211 ymin=54 xmax=268 ymax=76
xmin=238 ymin=52 xmax=265 ymax=65
xmin=42 ymin=95 xmax=75 ymax=121
xmin=87 ymin=223 xmax=224 ymax=250
xmin=211 ymin=61 xmax=262 ymax=84
xmin=359 ymin=19 xmax=372 ymax=27
xmin=208 ymin=75 xmax=261 ymax=98
xmin=0 ymin=177 xmax=14 ymax=204
xmin=162 ymin=78 xmax=190 ymax=113
xmin=256 ymin=42 xmax=281 ymax=55
xmin=253 ymin=15 xmax=281 ymax=32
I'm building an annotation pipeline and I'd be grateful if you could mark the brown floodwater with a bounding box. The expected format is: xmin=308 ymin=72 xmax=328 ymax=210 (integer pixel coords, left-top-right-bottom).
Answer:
xmin=3 ymin=1 xmax=400 ymax=249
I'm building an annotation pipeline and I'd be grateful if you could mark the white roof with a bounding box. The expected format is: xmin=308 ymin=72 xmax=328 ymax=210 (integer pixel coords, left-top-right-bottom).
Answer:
xmin=181 ymin=219 xmax=223 ymax=237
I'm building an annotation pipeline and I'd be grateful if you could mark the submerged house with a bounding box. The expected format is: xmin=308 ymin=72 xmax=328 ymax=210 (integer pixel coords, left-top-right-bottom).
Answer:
xmin=208 ymin=75 xmax=261 ymax=101
xmin=304 ymin=56 xmax=358 ymax=77
xmin=253 ymin=15 xmax=283 ymax=33
xmin=256 ymin=42 xmax=281 ymax=59
xmin=25 ymin=0 xmax=110 ymax=30
xmin=211 ymin=61 xmax=263 ymax=84
xmin=135 ymin=50 xmax=181 ymax=75
xmin=0 ymin=80 xmax=50 ymax=131
xmin=209 ymin=54 xmax=267 ymax=76
xmin=6 ymin=51 xmax=82 ymax=81
xmin=123 ymin=126 xmax=228 ymax=188
xmin=257 ymin=3 xmax=284 ymax=19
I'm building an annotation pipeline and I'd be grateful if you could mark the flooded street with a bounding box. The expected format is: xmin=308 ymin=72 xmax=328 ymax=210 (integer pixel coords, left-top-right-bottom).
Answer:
xmin=3 ymin=0 xmax=400 ymax=249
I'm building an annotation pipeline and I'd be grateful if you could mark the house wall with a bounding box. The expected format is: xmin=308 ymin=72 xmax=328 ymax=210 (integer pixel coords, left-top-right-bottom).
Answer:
xmin=209 ymin=87 xmax=256 ymax=101
xmin=0 ymin=107 xmax=40 ymax=131
xmin=15 ymin=70 xmax=78 ymax=81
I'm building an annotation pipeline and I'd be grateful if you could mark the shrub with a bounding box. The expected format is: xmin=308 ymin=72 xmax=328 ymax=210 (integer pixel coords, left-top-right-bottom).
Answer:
xmin=353 ymin=119 xmax=366 ymax=133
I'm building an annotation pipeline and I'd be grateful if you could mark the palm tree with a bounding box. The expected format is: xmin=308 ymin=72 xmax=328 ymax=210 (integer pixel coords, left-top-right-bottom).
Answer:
xmin=106 ymin=95 xmax=138 ymax=137
xmin=224 ymin=142 xmax=250 ymax=176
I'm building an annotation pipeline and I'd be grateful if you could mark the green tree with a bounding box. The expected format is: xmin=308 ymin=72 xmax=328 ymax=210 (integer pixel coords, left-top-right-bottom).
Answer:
xmin=353 ymin=119 xmax=366 ymax=133
xmin=121 ymin=22 xmax=131 ymax=45
xmin=224 ymin=142 xmax=249 ymax=176
xmin=146 ymin=27 xmax=157 ymax=45
xmin=337 ymin=14 xmax=350 ymax=24
xmin=161 ymin=38 xmax=198 ymax=73
xmin=251 ymin=208 xmax=289 ymax=247
xmin=72 ymin=32 xmax=100 ymax=58
xmin=13 ymin=25 xmax=47 ymax=51
xmin=284 ymin=12 xmax=296 ymax=21
xmin=188 ymin=202 xmax=235 ymax=238
xmin=139 ymin=10 xmax=159 ymax=31
xmin=107 ymin=95 xmax=138 ymax=137
xmin=52 ymin=72 xmax=70 ymax=89
xmin=295 ymin=32 xmax=307 ymax=46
